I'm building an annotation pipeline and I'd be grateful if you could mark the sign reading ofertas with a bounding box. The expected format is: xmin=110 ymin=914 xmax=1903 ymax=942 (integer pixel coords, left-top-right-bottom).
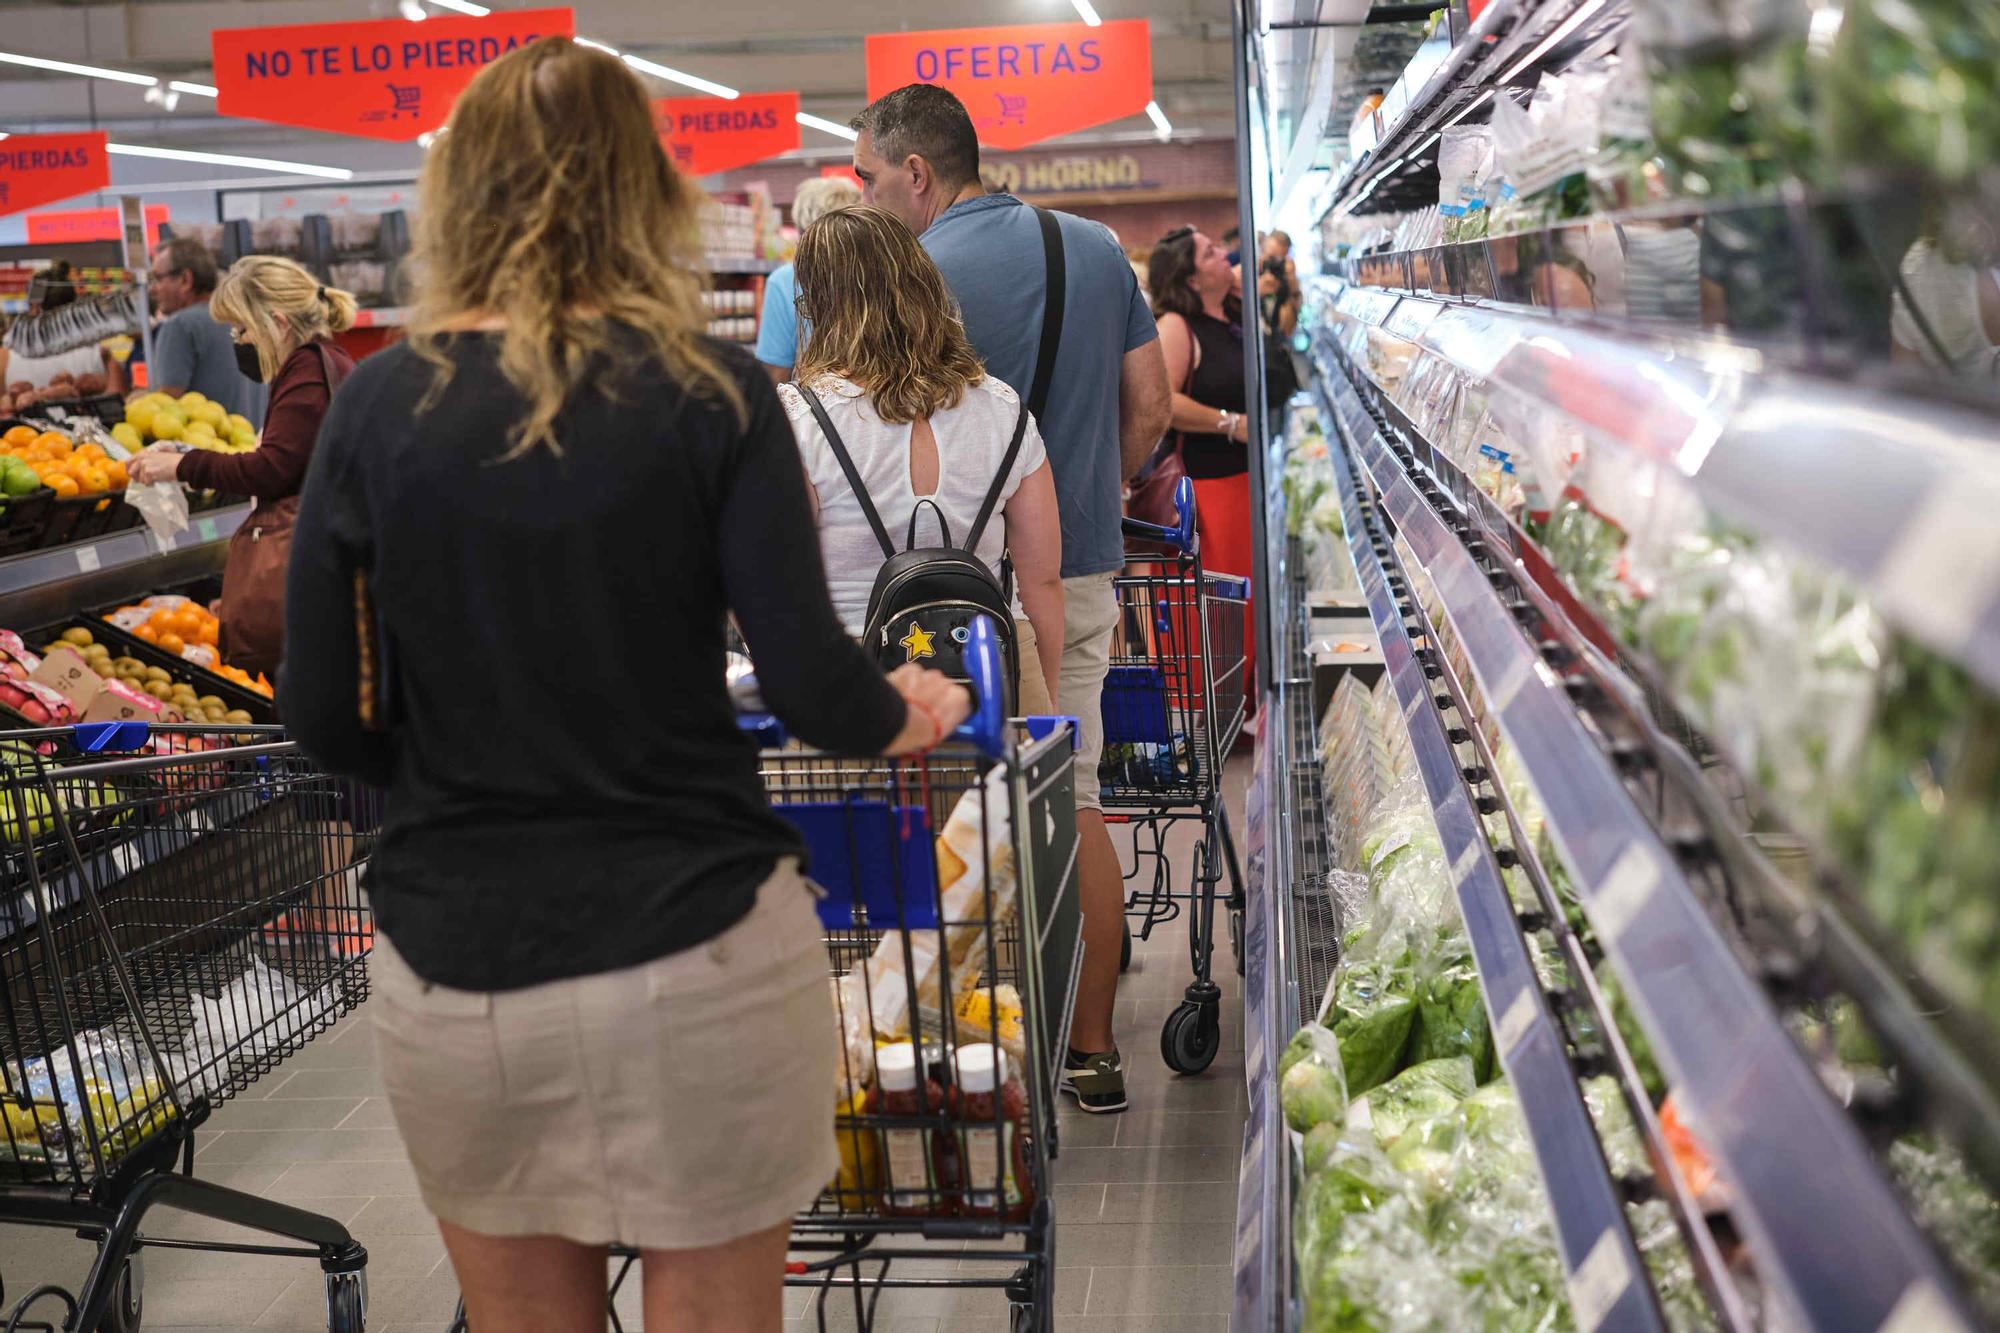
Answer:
xmin=654 ymin=92 xmax=800 ymax=178
xmin=0 ymin=133 xmax=111 ymax=219
xmin=864 ymin=19 xmax=1151 ymax=151
xmin=212 ymin=8 xmax=573 ymax=141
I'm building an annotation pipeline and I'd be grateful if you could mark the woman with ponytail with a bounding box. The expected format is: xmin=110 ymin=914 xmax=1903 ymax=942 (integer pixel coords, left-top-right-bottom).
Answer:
xmin=129 ymin=255 xmax=359 ymax=677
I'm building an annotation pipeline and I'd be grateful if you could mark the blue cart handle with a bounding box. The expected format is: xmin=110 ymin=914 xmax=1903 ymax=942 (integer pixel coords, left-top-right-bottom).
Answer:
xmin=954 ymin=615 xmax=1006 ymax=759
xmin=1119 ymin=475 xmax=1197 ymax=553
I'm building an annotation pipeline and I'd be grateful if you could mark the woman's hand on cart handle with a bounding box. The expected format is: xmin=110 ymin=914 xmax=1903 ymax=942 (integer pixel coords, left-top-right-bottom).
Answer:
xmin=884 ymin=665 xmax=974 ymax=755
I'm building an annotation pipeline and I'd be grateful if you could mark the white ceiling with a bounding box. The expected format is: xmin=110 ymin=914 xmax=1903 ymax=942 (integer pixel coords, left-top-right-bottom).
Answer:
xmin=2 ymin=0 xmax=1242 ymax=187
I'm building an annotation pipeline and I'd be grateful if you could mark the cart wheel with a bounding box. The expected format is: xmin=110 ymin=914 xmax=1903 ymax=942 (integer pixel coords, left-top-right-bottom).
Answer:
xmin=95 ymin=1251 xmax=142 ymax=1333
xmin=1160 ymin=1001 xmax=1220 ymax=1074
xmin=325 ymin=1272 xmax=366 ymax=1333
xmin=1119 ymin=918 xmax=1133 ymax=972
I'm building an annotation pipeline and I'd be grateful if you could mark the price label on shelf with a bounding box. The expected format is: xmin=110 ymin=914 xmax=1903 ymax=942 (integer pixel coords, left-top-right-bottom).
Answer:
xmin=1566 ymin=1228 xmax=1633 ymax=1332
xmin=1449 ymin=840 xmax=1481 ymax=888
xmin=1879 ymin=1280 xmax=1972 ymax=1333
xmin=197 ymin=518 xmax=219 ymax=543
xmin=184 ymin=806 xmax=212 ymax=834
xmin=74 ymin=545 xmax=101 ymax=573
xmin=1590 ymin=846 xmax=1660 ymax=944
xmin=1493 ymin=986 xmax=1538 ymax=1060
xmin=106 ymin=840 xmax=141 ymax=878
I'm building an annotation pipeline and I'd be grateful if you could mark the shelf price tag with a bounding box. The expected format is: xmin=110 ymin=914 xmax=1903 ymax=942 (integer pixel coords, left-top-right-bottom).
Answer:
xmin=1493 ymin=986 xmax=1537 ymax=1060
xmin=197 ymin=518 xmax=219 ymax=543
xmin=1566 ymin=1228 xmax=1633 ymax=1333
xmin=1590 ymin=846 xmax=1660 ymax=944
xmin=74 ymin=545 xmax=101 ymax=574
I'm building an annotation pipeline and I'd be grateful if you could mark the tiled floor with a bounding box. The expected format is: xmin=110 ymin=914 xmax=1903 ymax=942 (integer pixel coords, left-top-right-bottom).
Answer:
xmin=2 ymin=772 xmax=1248 ymax=1332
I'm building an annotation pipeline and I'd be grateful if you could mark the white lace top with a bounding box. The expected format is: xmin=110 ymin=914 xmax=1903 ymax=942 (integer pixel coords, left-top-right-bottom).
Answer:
xmin=778 ymin=373 xmax=1048 ymax=638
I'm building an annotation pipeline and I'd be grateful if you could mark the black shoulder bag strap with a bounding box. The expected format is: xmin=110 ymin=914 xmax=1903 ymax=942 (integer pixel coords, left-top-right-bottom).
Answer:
xmin=802 ymin=387 xmax=896 ymax=560
xmin=965 ymin=206 xmax=1067 ymax=560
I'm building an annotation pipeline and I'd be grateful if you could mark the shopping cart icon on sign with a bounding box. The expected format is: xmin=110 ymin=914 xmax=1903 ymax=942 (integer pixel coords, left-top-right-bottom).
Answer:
xmin=385 ymin=82 xmax=422 ymax=118
xmin=996 ymin=94 xmax=1027 ymax=125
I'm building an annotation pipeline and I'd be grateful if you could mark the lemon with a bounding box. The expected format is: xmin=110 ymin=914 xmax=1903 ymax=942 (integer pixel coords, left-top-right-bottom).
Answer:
xmin=183 ymin=420 xmax=216 ymax=441
xmin=149 ymin=412 xmax=184 ymax=442
xmin=226 ymin=413 xmax=252 ymax=436
xmin=231 ymin=428 xmax=257 ymax=451
xmin=191 ymin=401 xmax=227 ymax=429
xmin=110 ymin=423 xmax=142 ymax=452
xmin=124 ymin=402 xmax=155 ymax=434
xmin=180 ymin=391 xmax=207 ymax=409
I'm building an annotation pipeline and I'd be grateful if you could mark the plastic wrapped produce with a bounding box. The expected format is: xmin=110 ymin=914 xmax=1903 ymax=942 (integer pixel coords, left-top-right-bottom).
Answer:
xmin=1409 ymin=954 xmax=1495 ymax=1083
xmin=1437 ymin=127 xmax=1495 ymax=244
xmin=1326 ymin=960 xmax=1419 ymax=1096
xmin=1820 ymin=0 xmax=2000 ymax=187
xmin=1352 ymin=1055 xmax=1477 ymax=1149
xmin=1280 ymin=1023 xmax=1351 ymax=1133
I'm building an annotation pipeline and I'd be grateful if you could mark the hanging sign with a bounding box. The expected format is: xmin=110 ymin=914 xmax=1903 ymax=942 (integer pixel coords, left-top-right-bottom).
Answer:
xmin=864 ymin=19 xmax=1152 ymax=151
xmin=0 ymin=133 xmax=111 ymax=219
xmin=653 ymin=92 xmax=800 ymax=177
xmin=212 ymin=8 xmax=574 ymax=142
xmin=26 ymin=204 xmax=170 ymax=244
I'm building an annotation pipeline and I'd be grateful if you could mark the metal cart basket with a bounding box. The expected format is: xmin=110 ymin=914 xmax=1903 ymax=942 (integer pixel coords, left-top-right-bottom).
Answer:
xmin=1104 ymin=478 xmax=1250 ymax=1074
xmin=0 ymin=723 xmax=374 ymax=1333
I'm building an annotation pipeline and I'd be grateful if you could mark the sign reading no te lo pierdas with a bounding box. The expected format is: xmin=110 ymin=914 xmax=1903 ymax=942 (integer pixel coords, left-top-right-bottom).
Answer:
xmin=212 ymin=8 xmax=575 ymax=141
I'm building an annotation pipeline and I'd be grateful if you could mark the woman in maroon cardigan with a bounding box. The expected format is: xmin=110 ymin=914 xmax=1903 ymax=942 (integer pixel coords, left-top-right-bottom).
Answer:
xmin=128 ymin=256 xmax=358 ymax=678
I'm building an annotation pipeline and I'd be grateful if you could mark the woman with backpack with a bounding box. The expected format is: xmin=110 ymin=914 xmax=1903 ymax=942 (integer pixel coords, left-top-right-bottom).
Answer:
xmin=781 ymin=205 xmax=1065 ymax=712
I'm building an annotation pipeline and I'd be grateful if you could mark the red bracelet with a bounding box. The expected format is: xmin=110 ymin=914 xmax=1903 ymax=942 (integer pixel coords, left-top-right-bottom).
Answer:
xmin=907 ymin=698 xmax=948 ymax=752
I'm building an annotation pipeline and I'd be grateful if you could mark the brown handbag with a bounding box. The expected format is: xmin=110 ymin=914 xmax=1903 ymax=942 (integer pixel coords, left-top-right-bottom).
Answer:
xmin=1124 ymin=322 xmax=1198 ymax=529
xmin=217 ymin=343 xmax=348 ymax=682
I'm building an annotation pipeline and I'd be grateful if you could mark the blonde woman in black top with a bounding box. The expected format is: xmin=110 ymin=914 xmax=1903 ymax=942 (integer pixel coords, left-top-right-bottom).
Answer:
xmin=282 ymin=38 xmax=968 ymax=1333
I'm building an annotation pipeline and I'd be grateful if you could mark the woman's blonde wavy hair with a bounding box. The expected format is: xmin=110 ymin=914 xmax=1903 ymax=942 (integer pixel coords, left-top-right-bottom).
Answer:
xmin=211 ymin=255 xmax=357 ymax=381
xmin=793 ymin=206 xmax=983 ymax=424
xmin=407 ymin=37 xmax=743 ymax=456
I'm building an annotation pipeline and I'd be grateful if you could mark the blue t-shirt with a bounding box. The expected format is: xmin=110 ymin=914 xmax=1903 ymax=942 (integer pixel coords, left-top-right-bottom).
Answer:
xmin=152 ymin=300 xmax=263 ymax=424
xmin=755 ymin=263 xmax=801 ymax=370
xmin=922 ymin=194 xmax=1158 ymax=579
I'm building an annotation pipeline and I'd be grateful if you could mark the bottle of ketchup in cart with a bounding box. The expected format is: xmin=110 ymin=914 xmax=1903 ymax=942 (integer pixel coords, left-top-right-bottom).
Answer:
xmin=868 ymin=1042 xmax=948 ymax=1216
xmin=950 ymin=1043 xmax=1035 ymax=1221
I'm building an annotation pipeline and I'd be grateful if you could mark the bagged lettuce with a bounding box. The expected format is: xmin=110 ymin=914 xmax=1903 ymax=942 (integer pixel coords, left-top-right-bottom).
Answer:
xmin=1281 ymin=1023 xmax=1351 ymax=1134
xmin=1409 ymin=959 xmax=1496 ymax=1083
xmin=1327 ymin=959 xmax=1419 ymax=1095
xmin=1354 ymin=1056 xmax=1477 ymax=1149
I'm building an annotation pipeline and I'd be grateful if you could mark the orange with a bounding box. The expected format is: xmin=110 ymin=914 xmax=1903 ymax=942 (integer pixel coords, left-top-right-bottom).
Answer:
xmin=48 ymin=475 xmax=78 ymax=499
xmin=158 ymin=632 xmax=186 ymax=655
xmin=195 ymin=619 xmax=219 ymax=647
xmin=133 ymin=624 xmax=159 ymax=644
xmin=75 ymin=444 xmax=105 ymax=463
xmin=105 ymin=461 xmax=128 ymax=489
xmin=2 ymin=425 xmax=33 ymax=446
xmin=33 ymin=432 xmax=68 ymax=451
xmin=80 ymin=468 xmax=108 ymax=495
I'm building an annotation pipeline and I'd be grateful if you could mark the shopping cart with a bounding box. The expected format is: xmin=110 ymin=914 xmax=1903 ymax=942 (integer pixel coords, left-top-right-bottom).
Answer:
xmin=1104 ymin=478 xmax=1250 ymax=1074
xmin=443 ymin=619 xmax=1082 ymax=1333
xmin=0 ymin=723 xmax=375 ymax=1333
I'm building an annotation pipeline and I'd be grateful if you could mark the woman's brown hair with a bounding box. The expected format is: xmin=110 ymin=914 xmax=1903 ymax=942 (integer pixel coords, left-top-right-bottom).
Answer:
xmin=407 ymin=37 xmax=742 ymax=455
xmin=1147 ymin=228 xmax=1203 ymax=322
xmin=793 ymin=206 xmax=983 ymax=425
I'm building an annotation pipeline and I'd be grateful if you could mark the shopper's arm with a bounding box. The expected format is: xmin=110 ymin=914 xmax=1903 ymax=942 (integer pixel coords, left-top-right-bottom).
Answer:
xmin=720 ymin=369 xmax=965 ymax=754
xmin=1158 ymin=312 xmax=1250 ymax=444
xmin=1118 ymin=339 xmax=1171 ymax=481
xmin=172 ymin=373 xmax=323 ymax=498
xmin=278 ymin=384 xmax=393 ymax=785
xmin=1003 ymin=461 xmax=1064 ymax=708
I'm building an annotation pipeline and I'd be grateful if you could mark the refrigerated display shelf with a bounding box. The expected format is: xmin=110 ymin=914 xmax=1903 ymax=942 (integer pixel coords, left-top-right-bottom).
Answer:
xmin=1320 ymin=376 xmax=1666 ymax=1332
xmin=1321 ymin=305 xmax=2000 ymax=1195
xmin=1316 ymin=345 xmax=1984 ymax=1331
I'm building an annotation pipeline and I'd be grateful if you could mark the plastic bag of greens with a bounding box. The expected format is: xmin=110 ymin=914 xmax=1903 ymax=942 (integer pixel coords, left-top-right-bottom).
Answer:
xmin=1438 ymin=127 xmax=1494 ymax=244
xmin=1409 ymin=956 xmax=1496 ymax=1083
xmin=1631 ymin=1 xmax=1770 ymax=197
xmin=1890 ymin=1136 xmax=2000 ymax=1323
xmin=1821 ymin=0 xmax=2000 ymax=187
xmin=1353 ymin=1055 xmax=1477 ymax=1148
xmin=1326 ymin=961 xmax=1419 ymax=1096
xmin=1280 ymin=1022 xmax=1350 ymax=1133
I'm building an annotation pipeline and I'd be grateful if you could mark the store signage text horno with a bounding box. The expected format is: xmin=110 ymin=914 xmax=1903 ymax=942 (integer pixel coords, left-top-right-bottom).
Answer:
xmin=983 ymin=154 xmax=1143 ymax=195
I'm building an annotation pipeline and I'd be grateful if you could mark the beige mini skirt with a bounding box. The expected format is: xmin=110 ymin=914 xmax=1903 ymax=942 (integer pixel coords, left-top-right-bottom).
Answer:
xmin=369 ymin=858 xmax=837 ymax=1250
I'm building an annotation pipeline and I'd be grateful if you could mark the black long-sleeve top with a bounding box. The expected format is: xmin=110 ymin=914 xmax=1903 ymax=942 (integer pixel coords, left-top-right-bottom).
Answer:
xmin=281 ymin=332 xmax=907 ymax=991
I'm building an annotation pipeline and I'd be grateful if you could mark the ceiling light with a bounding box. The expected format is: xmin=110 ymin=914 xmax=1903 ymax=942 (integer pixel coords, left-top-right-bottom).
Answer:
xmin=105 ymin=142 xmax=353 ymax=180
xmin=1070 ymin=0 xmax=1104 ymax=24
xmin=796 ymin=112 xmax=858 ymax=142
xmin=421 ymin=0 xmax=491 ymax=12
xmin=574 ymin=37 xmax=621 ymax=55
xmin=168 ymin=81 xmax=218 ymax=97
xmin=1145 ymin=100 xmax=1172 ymax=141
xmin=0 ymin=51 xmax=160 ymax=87
xmin=399 ymin=0 xmax=428 ymax=20
xmin=621 ymin=53 xmax=739 ymax=99
xmin=142 ymin=83 xmax=181 ymax=112
xmin=1497 ymin=0 xmax=1610 ymax=83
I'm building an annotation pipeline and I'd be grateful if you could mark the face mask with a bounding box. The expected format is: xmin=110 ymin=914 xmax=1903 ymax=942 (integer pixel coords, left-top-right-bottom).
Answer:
xmin=233 ymin=342 xmax=265 ymax=382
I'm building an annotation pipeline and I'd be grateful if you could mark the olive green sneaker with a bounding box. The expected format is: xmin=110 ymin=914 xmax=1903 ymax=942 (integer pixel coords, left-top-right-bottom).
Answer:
xmin=1060 ymin=1048 xmax=1129 ymax=1114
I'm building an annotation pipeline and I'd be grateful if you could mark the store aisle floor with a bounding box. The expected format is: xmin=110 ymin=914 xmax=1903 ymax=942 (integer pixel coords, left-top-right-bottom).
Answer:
xmin=0 ymin=765 xmax=1248 ymax=1333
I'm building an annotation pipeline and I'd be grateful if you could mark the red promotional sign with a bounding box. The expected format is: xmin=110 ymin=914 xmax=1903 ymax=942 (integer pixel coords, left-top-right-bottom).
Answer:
xmin=0 ymin=133 xmax=111 ymax=219
xmin=864 ymin=19 xmax=1151 ymax=151
xmin=654 ymin=92 xmax=800 ymax=177
xmin=212 ymin=8 xmax=574 ymax=141
xmin=26 ymin=204 xmax=170 ymax=244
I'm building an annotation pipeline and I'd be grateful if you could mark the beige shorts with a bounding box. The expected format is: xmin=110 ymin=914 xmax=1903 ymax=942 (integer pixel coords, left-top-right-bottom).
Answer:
xmin=1012 ymin=614 xmax=1055 ymax=718
xmin=370 ymin=858 xmax=837 ymax=1250
xmin=1059 ymin=571 xmax=1119 ymax=811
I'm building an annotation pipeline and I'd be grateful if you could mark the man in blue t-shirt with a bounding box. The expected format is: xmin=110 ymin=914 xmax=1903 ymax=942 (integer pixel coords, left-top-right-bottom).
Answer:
xmin=853 ymin=83 xmax=1171 ymax=1115
xmin=755 ymin=176 xmax=862 ymax=383
xmin=146 ymin=235 xmax=262 ymax=424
